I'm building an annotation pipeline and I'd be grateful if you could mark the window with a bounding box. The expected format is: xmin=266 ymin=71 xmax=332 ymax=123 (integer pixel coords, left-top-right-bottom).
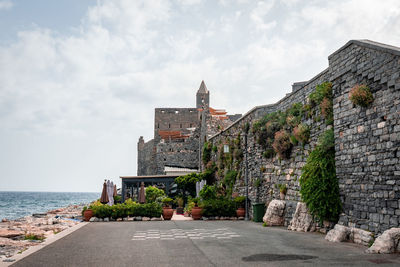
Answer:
xmin=168 ymin=124 xmax=170 ymax=128
xmin=190 ymin=123 xmax=192 ymax=127
xmin=157 ymin=123 xmax=159 ymax=128
xmin=180 ymin=124 xmax=182 ymax=128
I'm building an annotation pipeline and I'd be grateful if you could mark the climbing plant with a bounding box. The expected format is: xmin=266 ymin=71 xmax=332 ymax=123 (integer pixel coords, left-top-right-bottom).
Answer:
xmin=299 ymin=129 xmax=341 ymax=222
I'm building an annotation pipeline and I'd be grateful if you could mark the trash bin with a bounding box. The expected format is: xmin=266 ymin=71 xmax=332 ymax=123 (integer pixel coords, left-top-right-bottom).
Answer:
xmin=252 ymin=203 xmax=265 ymax=222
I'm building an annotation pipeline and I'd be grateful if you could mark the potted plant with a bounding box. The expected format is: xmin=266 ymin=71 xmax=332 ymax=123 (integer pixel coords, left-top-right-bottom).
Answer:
xmin=234 ymin=196 xmax=246 ymax=217
xmin=278 ymin=184 xmax=287 ymax=200
xmin=162 ymin=197 xmax=174 ymax=220
xmin=175 ymin=196 xmax=184 ymax=215
xmin=190 ymin=198 xmax=203 ymax=220
xmin=82 ymin=206 xmax=93 ymax=221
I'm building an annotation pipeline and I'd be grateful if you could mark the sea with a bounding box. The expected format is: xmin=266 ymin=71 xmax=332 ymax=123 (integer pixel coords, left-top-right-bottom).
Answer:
xmin=0 ymin=191 xmax=99 ymax=220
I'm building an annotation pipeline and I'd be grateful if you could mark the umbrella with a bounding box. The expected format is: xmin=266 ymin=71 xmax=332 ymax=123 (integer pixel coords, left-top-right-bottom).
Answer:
xmin=113 ymin=184 xmax=117 ymax=197
xmin=100 ymin=181 xmax=109 ymax=204
xmin=107 ymin=180 xmax=114 ymax=206
xmin=138 ymin=182 xmax=146 ymax=204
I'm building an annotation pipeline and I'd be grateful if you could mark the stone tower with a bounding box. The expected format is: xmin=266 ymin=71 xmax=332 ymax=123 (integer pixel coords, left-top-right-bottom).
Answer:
xmin=196 ymin=80 xmax=210 ymax=109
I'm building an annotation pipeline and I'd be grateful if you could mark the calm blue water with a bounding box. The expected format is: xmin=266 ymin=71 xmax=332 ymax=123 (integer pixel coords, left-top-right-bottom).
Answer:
xmin=0 ymin=191 xmax=99 ymax=220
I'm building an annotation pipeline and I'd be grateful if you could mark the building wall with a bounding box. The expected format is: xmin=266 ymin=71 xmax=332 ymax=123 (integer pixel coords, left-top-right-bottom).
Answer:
xmin=137 ymin=137 xmax=156 ymax=176
xmin=207 ymin=40 xmax=400 ymax=234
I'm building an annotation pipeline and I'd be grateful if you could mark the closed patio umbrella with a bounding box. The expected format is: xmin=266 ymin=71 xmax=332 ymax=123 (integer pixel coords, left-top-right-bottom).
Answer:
xmin=100 ymin=181 xmax=109 ymax=204
xmin=138 ymin=182 xmax=146 ymax=204
xmin=113 ymin=184 xmax=117 ymax=197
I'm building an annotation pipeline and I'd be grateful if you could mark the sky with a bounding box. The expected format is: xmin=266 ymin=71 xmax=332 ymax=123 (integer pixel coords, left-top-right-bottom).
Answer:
xmin=0 ymin=0 xmax=399 ymax=192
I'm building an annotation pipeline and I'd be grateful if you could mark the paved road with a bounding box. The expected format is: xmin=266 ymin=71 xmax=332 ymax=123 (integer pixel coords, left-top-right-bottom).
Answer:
xmin=12 ymin=221 xmax=400 ymax=266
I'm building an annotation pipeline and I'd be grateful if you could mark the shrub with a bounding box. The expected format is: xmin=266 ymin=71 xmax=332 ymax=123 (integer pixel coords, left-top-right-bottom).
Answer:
xmin=234 ymin=196 xmax=246 ymax=208
xmin=175 ymin=196 xmax=184 ymax=207
xmin=263 ymin=149 xmax=275 ymax=158
xmin=349 ymin=84 xmax=374 ymax=107
xmin=309 ymin=82 xmax=332 ymax=107
xmin=300 ymin=129 xmax=341 ymax=222
xmin=162 ymin=197 xmax=173 ymax=207
xmin=278 ymin=184 xmax=287 ymax=194
xmin=201 ymin=198 xmax=236 ymax=217
xmin=145 ymin=186 xmax=165 ymax=203
xmin=272 ymin=130 xmax=292 ymax=159
xmin=293 ymin=123 xmax=310 ymax=145
xmin=224 ymin=170 xmax=238 ymax=196
xmin=199 ymin=185 xmax=218 ymax=200
xmin=24 ymin=233 xmax=45 ymax=241
xmin=320 ymin=97 xmax=333 ymax=125
xmin=175 ymin=173 xmax=202 ymax=197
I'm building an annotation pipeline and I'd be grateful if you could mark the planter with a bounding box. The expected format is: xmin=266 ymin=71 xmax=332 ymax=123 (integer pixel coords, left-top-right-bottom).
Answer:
xmin=83 ymin=209 xmax=93 ymax=222
xmin=162 ymin=207 xmax=174 ymax=220
xmin=280 ymin=192 xmax=286 ymax=200
xmin=236 ymin=207 xmax=245 ymax=217
xmin=191 ymin=206 xmax=203 ymax=220
xmin=176 ymin=207 xmax=184 ymax=215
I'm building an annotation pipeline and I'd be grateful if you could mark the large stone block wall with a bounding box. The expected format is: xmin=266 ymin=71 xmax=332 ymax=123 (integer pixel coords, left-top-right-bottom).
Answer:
xmin=207 ymin=40 xmax=400 ymax=233
xmin=329 ymin=41 xmax=400 ymax=234
xmin=137 ymin=138 xmax=156 ymax=176
xmin=154 ymin=108 xmax=199 ymax=141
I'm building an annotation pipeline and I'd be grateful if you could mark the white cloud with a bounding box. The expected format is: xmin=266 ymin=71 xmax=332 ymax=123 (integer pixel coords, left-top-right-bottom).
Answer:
xmin=0 ymin=0 xmax=13 ymax=10
xmin=250 ymin=0 xmax=276 ymax=31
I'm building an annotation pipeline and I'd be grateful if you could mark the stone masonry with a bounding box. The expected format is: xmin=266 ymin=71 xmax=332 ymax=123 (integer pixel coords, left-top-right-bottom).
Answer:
xmin=207 ymin=40 xmax=400 ymax=235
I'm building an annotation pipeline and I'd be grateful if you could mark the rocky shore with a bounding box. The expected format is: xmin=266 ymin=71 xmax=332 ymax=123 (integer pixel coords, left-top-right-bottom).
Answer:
xmin=0 ymin=204 xmax=85 ymax=261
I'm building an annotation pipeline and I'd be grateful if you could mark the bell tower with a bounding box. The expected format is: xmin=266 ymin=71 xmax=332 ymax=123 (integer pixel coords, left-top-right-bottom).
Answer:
xmin=196 ymin=80 xmax=210 ymax=109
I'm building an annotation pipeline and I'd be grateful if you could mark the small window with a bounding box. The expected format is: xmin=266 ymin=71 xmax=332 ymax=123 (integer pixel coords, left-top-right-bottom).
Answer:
xmin=161 ymin=110 xmax=165 ymax=113
xmin=175 ymin=110 xmax=179 ymax=114
xmin=190 ymin=123 xmax=192 ymax=127
xmin=157 ymin=123 xmax=159 ymax=128
xmin=180 ymin=124 xmax=182 ymax=128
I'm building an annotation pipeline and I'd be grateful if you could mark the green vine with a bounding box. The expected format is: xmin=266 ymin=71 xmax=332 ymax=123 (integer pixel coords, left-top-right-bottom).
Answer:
xmin=299 ymin=129 xmax=341 ymax=222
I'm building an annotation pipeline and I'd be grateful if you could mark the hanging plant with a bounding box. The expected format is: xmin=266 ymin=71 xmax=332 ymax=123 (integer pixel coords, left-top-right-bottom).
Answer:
xmin=272 ymin=130 xmax=292 ymax=159
xmin=349 ymin=84 xmax=374 ymax=107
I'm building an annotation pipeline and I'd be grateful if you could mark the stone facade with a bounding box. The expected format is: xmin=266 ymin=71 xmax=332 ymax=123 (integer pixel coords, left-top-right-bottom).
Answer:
xmin=207 ymin=40 xmax=400 ymax=235
xmin=138 ymin=81 xmax=240 ymax=176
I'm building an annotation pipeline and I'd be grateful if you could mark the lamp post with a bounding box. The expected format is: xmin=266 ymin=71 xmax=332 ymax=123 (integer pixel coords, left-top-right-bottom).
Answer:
xmin=222 ymin=132 xmax=249 ymax=221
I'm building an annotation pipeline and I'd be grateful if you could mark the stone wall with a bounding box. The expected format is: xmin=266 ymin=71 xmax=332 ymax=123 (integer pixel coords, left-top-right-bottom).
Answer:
xmin=137 ymin=137 xmax=156 ymax=176
xmin=207 ymin=40 xmax=400 ymax=234
xmin=330 ymin=40 xmax=400 ymax=234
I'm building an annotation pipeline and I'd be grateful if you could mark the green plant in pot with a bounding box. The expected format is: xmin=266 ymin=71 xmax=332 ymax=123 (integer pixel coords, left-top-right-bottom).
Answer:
xmin=234 ymin=196 xmax=246 ymax=217
xmin=191 ymin=197 xmax=203 ymax=220
xmin=82 ymin=206 xmax=93 ymax=222
xmin=161 ymin=197 xmax=174 ymax=220
xmin=175 ymin=196 xmax=184 ymax=215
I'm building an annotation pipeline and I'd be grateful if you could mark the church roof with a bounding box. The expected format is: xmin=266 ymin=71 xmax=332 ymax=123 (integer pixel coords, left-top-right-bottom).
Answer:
xmin=197 ymin=80 xmax=208 ymax=93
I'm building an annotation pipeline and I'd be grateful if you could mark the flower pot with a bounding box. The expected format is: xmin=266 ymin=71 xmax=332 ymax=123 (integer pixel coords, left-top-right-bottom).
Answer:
xmin=236 ymin=207 xmax=245 ymax=217
xmin=83 ymin=209 xmax=93 ymax=222
xmin=162 ymin=207 xmax=174 ymax=220
xmin=191 ymin=206 xmax=203 ymax=220
xmin=280 ymin=192 xmax=286 ymax=200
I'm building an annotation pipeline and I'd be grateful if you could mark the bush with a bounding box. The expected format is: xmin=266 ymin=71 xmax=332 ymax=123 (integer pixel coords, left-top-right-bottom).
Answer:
xmin=293 ymin=123 xmax=310 ymax=145
xmin=320 ymin=97 xmax=333 ymax=125
xmin=175 ymin=173 xmax=202 ymax=197
xmin=201 ymin=198 xmax=236 ymax=217
xmin=145 ymin=186 xmax=165 ymax=203
xmin=199 ymin=185 xmax=218 ymax=200
xmin=309 ymin=82 xmax=332 ymax=107
xmin=300 ymin=129 xmax=341 ymax=222
xmin=349 ymin=84 xmax=374 ymax=107
xmin=272 ymin=130 xmax=292 ymax=159
xmin=91 ymin=201 xmax=162 ymax=219
xmin=202 ymin=142 xmax=212 ymax=165
xmin=234 ymin=196 xmax=246 ymax=208
xmin=162 ymin=197 xmax=173 ymax=207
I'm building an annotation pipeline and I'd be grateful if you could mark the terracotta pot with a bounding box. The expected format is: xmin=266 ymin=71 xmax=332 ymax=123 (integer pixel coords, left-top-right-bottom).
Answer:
xmin=191 ymin=206 xmax=203 ymax=220
xmin=236 ymin=207 xmax=245 ymax=217
xmin=162 ymin=207 xmax=174 ymax=220
xmin=280 ymin=192 xmax=286 ymax=200
xmin=83 ymin=209 xmax=93 ymax=222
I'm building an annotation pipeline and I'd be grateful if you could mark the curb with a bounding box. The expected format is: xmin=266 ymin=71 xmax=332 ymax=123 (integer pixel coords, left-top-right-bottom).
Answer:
xmin=0 ymin=222 xmax=89 ymax=267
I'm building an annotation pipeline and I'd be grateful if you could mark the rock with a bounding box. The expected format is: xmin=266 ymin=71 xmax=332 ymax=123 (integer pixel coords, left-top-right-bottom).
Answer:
xmin=2 ymin=219 xmax=8 ymax=222
xmin=98 ymin=218 xmax=103 ymax=222
xmin=116 ymin=218 xmax=122 ymax=221
xmin=367 ymin=228 xmax=400 ymax=254
xmin=0 ymin=229 xmax=25 ymax=238
xmin=142 ymin=217 xmax=150 ymax=221
xmin=89 ymin=217 xmax=98 ymax=222
xmin=127 ymin=217 xmax=134 ymax=221
xmin=134 ymin=216 xmax=142 ymax=221
xmin=288 ymin=202 xmax=316 ymax=232
xmin=123 ymin=218 xmax=128 ymax=221
xmin=263 ymin=200 xmax=286 ymax=226
xmin=151 ymin=217 xmax=161 ymax=221
xmin=103 ymin=218 xmax=109 ymax=222
xmin=202 ymin=217 xmax=208 ymax=221
xmin=326 ymin=224 xmax=350 ymax=242
xmin=351 ymin=228 xmax=374 ymax=246
xmin=238 ymin=217 xmax=244 ymax=220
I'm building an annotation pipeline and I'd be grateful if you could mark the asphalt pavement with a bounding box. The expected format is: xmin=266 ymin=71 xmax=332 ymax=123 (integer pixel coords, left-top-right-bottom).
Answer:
xmin=11 ymin=221 xmax=400 ymax=267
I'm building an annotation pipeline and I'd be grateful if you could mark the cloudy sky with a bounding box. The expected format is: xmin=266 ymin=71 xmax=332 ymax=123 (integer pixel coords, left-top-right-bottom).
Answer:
xmin=1 ymin=0 xmax=399 ymax=192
